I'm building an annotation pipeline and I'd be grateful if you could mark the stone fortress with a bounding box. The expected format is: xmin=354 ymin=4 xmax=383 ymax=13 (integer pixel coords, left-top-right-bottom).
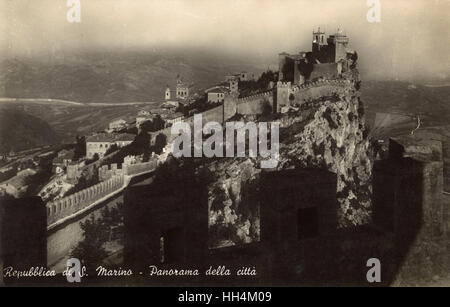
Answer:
xmin=1 ymin=28 xmax=448 ymax=286
xmin=125 ymin=29 xmax=450 ymax=286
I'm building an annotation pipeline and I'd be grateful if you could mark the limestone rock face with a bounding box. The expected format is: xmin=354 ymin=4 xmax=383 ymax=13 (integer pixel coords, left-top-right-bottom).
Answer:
xmin=206 ymin=77 xmax=373 ymax=247
xmin=277 ymin=81 xmax=372 ymax=227
xmin=207 ymin=159 xmax=261 ymax=248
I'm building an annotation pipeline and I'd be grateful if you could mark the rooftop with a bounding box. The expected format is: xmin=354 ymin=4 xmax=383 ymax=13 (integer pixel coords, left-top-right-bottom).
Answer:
xmin=206 ymin=86 xmax=230 ymax=94
xmin=86 ymin=133 xmax=136 ymax=143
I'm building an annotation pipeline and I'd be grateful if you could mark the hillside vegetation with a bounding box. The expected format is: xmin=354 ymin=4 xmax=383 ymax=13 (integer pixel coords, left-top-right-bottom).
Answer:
xmin=0 ymin=108 xmax=59 ymax=154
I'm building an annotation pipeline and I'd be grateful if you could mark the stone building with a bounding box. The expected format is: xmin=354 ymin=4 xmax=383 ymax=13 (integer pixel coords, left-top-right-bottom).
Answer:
xmin=108 ymin=119 xmax=127 ymax=132
xmin=0 ymin=168 xmax=37 ymax=198
xmin=86 ymin=133 xmax=136 ymax=159
xmin=165 ymin=77 xmax=192 ymax=101
xmin=86 ymin=134 xmax=115 ymax=159
xmin=206 ymin=87 xmax=230 ymax=103
xmin=225 ymin=71 xmax=255 ymax=82
xmin=278 ymin=28 xmax=352 ymax=85
xmin=52 ymin=149 xmax=75 ymax=173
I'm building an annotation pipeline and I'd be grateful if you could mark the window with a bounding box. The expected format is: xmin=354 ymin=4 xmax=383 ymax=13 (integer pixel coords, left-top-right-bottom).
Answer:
xmin=297 ymin=207 xmax=318 ymax=239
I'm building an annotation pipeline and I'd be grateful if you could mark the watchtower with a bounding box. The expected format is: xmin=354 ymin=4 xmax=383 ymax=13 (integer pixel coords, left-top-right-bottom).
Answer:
xmin=333 ymin=30 xmax=349 ymax=62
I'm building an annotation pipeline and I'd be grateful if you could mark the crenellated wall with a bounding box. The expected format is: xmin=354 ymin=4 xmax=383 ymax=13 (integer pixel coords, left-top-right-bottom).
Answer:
xmin=46 ymin=175 xmax=125 ymax=226
xmin=224 ymin=78 xmax=349 ymax=116
xmin=98 ymin=163 xmax=122 ymax=181
xmin=156 ymin=78 xmax=350 ymax=147
xmin=236 ymin=90 xmax=274 ymax=115
xmin=281 ymin=78 xmax=350 ymax=109
xmin=46 ymin=159 xmax=158 ymax=227
xmin=123 ymin=160 xmax=158 ymax=176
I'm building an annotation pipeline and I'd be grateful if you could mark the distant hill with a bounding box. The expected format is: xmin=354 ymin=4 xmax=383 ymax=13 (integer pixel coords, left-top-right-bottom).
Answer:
xmin=361 ymin=81 xmax=450 ymax=135
xmin=0 ymin=108 xmax=59 ymax=154
xmin=0 ymin=50 xmax=265 ymax=103
xmin=1 ymin=51 xmax=448 ymax=150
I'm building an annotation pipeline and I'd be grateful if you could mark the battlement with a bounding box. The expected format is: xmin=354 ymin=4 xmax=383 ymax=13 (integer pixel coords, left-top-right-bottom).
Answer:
xmin=237 ymin=90 xmax=273 ymax=104
xmin=276 ymin=77 xmax=352 ymax=112
xmin=293 ymin=78 xmax=350 ymax=92
xmin=46 ymin=175 xmax=125 ymax=227
xmin=277 ymin=81 xmax=292 ymax=88
xmin=47 ymin=158 xmax=158 ymax=228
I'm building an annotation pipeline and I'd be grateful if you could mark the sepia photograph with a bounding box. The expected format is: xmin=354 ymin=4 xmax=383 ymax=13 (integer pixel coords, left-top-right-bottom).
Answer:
xmin=0 ymin=0 xmax=449 ymax=292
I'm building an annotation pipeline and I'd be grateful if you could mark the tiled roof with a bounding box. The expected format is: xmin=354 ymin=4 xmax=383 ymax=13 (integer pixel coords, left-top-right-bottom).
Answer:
xmin=114 ymin=133 xmax=136 ymax=142
xmin=86 ymin=134 xmax=116 ymax=143
xmin=86 ymin=133 xmax=136 ymax=143
xmin=207 ymin=87 xmax=230 ymax=94
xmin=2 ymin=169 xmax=37 ymax=189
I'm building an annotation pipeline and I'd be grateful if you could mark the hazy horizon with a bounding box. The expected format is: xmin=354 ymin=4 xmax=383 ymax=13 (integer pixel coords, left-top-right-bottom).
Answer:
xmin=1 ymin=0 xmax=449 ymax=81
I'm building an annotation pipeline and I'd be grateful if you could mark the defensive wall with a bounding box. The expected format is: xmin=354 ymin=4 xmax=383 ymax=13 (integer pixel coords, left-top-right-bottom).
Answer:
xmin=46 ymin=159 xmax=157 ymax=227
xmin=46 ymin=175 xmax=125 ymax=226
xmin=277 ymin=78 xmax=351 ymax=111
xmin=150 ymin=78 xmax=350 ymax=145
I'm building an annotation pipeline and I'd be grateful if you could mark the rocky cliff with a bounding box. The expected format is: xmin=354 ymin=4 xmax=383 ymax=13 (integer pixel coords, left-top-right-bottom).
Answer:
xmin=206 ymin=72 xmax=373 ymax=248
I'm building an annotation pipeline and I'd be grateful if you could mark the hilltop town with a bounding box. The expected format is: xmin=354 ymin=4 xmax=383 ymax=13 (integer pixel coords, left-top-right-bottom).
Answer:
xmin=0 ymin=28 xmax=449 ymax=286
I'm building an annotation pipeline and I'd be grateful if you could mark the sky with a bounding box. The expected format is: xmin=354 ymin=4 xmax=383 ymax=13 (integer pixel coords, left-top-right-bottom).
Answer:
xmin=1 ymin=0 xmax=449 ymax=80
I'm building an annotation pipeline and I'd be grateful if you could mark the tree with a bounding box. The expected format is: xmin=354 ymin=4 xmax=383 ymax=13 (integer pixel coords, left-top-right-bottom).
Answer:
xmin=86 ymin=153 xmax=99 ymax=165
xmin=70 ymin=202 xmax=124 ymax=270
xmin=261 ymin=99 xmax=273 ymax=117
xmin=153 ymin=133 xmax=167 ymax=155
xmin=104 ymin=143 xmax=118 ymax=156
xmin=70 ymin=215 xmax=109 ymax=269
xmin=73 ymin=135 xmax=86 ymax=160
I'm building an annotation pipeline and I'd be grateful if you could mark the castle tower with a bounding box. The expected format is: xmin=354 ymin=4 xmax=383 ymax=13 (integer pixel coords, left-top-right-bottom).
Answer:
xmin=278 ymin=52 xmax=289 ymax=81
xmin=229 ymin=77 xmax=239 ymax=94
xmin=276 ymin=81 xmax=291 ymax=113
xmin=312 ymin=27 xmax=326 ymax=53
xmin=334 ymin=29 xmax=349 ymax=63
